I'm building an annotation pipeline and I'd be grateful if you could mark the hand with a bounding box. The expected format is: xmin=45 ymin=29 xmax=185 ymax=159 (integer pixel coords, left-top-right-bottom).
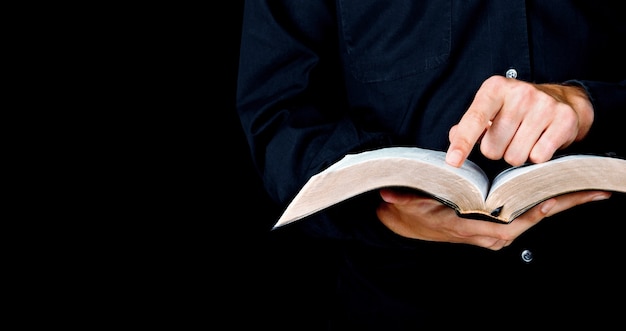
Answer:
xmin=445 ymin=75 xmax=594 ymax=167
xmin=376 ymin=188 xmax=611 ymax=250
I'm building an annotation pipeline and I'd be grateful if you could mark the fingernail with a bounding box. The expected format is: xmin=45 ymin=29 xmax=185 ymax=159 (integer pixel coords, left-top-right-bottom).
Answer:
xmin=446 ymin=150 xmax=463 ymax=167
xmin=591 ymin=193 xmax=611 ymax=201
xmin=540 ymin=199 xmax=556 ymax=214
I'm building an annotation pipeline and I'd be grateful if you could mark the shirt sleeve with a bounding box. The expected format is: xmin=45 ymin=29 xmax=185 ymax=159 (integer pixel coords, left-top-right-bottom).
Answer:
xmin=236 ymin=0 xmax=392 ymax=205
xmin=565 ymin=79 xmax=626 ymax=157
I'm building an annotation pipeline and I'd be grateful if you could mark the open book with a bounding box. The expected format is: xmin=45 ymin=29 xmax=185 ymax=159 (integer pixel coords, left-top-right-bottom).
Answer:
xmin=275 ymin=147 xmax=626 ymax=227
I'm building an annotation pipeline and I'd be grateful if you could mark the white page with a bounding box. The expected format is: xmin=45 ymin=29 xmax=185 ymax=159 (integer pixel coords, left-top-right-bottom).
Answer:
xmin=334 ymin=147 xmax=490 ymax=200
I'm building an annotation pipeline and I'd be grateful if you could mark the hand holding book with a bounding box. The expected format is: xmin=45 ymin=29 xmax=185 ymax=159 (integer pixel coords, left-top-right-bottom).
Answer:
xmin=376 ymin=185 xmax=611 ymax=249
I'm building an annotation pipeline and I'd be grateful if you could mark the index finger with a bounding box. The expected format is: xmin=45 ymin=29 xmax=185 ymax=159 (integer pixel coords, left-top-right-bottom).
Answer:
xmin=445 ymin=78 xmax=506 ymax=167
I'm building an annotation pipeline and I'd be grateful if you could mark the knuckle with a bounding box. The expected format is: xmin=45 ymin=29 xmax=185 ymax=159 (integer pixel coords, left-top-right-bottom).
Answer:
xmin=503 ymin=153 xmax=526 ymax=167
xmin=480 ymin=143 xmax=503 ymax=161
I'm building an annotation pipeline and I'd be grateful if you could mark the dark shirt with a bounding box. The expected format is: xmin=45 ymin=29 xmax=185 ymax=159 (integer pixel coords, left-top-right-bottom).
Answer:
xmin=237 ymin=0 xmax=626 ymax=326
xmin=238 ymin=0 xmax=624 ymax=204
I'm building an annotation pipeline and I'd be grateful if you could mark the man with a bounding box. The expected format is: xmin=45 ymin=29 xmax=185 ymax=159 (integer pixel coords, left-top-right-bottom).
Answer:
xmin=236 ymin=1 xmax=625 ymax=328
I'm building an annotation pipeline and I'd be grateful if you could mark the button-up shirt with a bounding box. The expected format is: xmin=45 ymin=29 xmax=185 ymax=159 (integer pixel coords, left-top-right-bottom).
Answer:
xmin=236 ymin=0 xmax=625 ymax=251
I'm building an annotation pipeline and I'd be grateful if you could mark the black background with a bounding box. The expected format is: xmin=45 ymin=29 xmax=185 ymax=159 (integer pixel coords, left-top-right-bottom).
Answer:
xmin=60 ymin=2 xmax=314 ymax=327
xmin=142 ymin=2 xmax=330 ymax=328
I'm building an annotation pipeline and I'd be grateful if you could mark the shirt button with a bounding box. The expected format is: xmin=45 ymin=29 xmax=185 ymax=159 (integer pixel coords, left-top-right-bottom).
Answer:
xmin=505 ymin=68 xmax=518 ymax=79
xmin=520 ymin=249 xmax=533 ymax=263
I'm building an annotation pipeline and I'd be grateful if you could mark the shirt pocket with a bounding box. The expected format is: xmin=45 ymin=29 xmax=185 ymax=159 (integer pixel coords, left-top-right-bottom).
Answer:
xmin=338 ymin=0 xmax=451 ymax=83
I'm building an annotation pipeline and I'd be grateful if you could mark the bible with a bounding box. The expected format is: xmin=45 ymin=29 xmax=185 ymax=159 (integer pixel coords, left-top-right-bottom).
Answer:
xmin=274 ymin=146 xmax=626 ymax=227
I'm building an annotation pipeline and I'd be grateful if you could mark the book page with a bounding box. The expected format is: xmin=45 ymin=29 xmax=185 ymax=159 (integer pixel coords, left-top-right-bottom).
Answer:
xmin=275 ymin=147 xmax=492 ymax=227
xmin=489 ymin=154 xmax=609 ymax=193
xmin=486 ymin=154 xmax=626 ymax=222
xmin=332 ymin=147 xmax=490 ymax=199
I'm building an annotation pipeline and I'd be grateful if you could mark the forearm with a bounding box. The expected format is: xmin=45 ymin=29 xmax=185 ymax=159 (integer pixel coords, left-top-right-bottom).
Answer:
xmin=564 ymin=79 xmax=626 ymax=156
